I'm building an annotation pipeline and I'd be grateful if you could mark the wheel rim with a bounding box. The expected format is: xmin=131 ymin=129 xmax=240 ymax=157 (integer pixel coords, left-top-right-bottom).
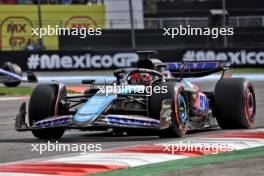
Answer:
xmin=245 ymin=88 xmax=255 ymax=121
xmin=177 ymin=94 xmax=188 ymax=126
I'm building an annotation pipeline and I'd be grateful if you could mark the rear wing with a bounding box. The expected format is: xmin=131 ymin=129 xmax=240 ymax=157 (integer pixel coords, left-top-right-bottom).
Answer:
xmin=166 ymin=61 xmax=232 ymax=78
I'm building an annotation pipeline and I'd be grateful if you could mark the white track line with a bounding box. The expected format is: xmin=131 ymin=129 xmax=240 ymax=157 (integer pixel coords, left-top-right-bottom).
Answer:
xmin=49 ymin=153 xmax=186 ymax=167
xmin=0 ymin=97 xmax=29 ymax=101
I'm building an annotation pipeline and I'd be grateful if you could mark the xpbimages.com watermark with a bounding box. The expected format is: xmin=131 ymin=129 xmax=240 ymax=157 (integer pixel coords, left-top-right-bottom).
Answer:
xmin=31 ymin=141 xmax=102 ymax=155
xmin=31 ymin=25 xmax=102 ymax=38
xmin=163 ymin=141 xmax=234 ymax=154
xmin=96 ymin=83 xmax=168 ymax=96
xmin=163 ymin=25 xmax=234 ymax=39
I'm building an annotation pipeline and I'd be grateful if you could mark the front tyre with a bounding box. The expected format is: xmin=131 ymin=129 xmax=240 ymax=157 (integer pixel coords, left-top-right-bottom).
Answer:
xmin=150 ymin=82 xmax=188 ymax=137
xmin=214 ymin=78 xmax=256 ymax=129
xmin=172 ymin=89 xmax=188 ymax=136
xmin=29 ymin=84 xmax=66 ymax=139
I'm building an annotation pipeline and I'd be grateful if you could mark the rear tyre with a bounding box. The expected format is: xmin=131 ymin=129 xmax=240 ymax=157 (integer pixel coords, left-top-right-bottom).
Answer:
xmin=149 ymin=82 xmax=188 ymax=137
xmin=214 ymin=78 xmax=255 ymax=129
xmin=29 ymin=84 xmax=66 ymax=139
xmin=3 ymin=63 xmax=22 ymax=87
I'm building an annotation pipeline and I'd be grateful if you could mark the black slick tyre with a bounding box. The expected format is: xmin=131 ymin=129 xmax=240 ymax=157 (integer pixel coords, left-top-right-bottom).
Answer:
xmin=29 ymin=84 xmax=65 ymax=139
xmin=214 ymin=78 xmax=255 ymax=129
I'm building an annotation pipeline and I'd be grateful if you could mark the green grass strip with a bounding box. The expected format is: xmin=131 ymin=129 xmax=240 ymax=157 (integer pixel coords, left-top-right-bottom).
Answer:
xmin=91 ymin=146 xmax=264 ymax=176
xmin=0 ymin=87 xmax=33 ymax=95
xmin=232 ymin=68 xmax=264 ymax=73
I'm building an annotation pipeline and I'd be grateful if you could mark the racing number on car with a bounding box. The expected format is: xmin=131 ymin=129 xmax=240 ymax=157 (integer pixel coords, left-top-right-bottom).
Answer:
xmin=199 ymin=95 xmax=209 ymax=112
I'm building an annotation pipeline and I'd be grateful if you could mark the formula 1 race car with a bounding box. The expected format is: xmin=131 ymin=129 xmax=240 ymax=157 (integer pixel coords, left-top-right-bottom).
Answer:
xmin=0 ymin=62 xmax=37 ymax=87
xmin=15 ymin=51 xmax=256 ymax=139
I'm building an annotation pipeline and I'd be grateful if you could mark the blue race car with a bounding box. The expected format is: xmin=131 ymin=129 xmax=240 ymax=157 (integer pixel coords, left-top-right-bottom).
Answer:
xmin=15 ymin=52 xmax=256 ymax=139
xmin=0 ymin=62 xmax=37 ymax=87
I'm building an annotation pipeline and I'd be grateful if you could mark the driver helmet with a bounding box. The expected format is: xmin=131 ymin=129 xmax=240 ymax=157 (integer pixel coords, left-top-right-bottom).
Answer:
xmin=130 ymin=73 xmax=152 ymax=85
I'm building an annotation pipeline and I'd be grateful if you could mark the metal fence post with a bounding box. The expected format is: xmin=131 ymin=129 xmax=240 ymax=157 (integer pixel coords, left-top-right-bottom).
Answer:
xmin=129 ymin=0 xmax=136 ymax=49
xmin=222 ymin=0 xmax=227 ymax=48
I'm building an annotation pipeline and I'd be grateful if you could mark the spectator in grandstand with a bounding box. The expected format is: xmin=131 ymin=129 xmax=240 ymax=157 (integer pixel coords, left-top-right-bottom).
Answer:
xmin=24 ymin=39 xmax=35 ymax=51
xmin=33 ymin=0 xmax=50 ymax=4
xmin=34 ymin=38 xmax=46 ymax=51
xmin=49 ymin=0 xmax=60 ymax=4
xmin=87 ymin=0 xmax=100 ymax=4
xmin=73 ymin=0 xmax=86 ymax=4
xmin=1 ymin=0 xmax=16 ymax=4
xmin=17 ymin=0 xmax=33 ymax=4
xmin=61 ymin=0 xmax=72 ymax=4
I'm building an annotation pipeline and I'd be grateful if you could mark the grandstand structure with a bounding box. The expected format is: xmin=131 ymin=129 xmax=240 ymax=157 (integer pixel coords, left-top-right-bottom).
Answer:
xmin=0 ymin=0 xmax=263 ymax=50
xmin=141 ymin=0 xmax=264 ymax=48
xmin=144 ymin=0 xmax=264 ymax=28
xmin=60 ymin=0 xmax=264 ymax=50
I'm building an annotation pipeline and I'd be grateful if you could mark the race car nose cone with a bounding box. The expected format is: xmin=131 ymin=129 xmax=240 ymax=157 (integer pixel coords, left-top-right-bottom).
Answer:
xmin=73 ymin=95 xmax=117 ymax=125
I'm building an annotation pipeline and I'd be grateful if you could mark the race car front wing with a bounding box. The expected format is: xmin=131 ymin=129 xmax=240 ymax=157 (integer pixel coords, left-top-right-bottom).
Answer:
xmin=15 ymin=102 xmax=162 ymax=131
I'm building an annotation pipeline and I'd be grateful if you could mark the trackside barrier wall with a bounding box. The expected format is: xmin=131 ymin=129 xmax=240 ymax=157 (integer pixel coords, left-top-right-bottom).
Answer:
xmin=0 ymin=48 xmax=263 ymax=71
